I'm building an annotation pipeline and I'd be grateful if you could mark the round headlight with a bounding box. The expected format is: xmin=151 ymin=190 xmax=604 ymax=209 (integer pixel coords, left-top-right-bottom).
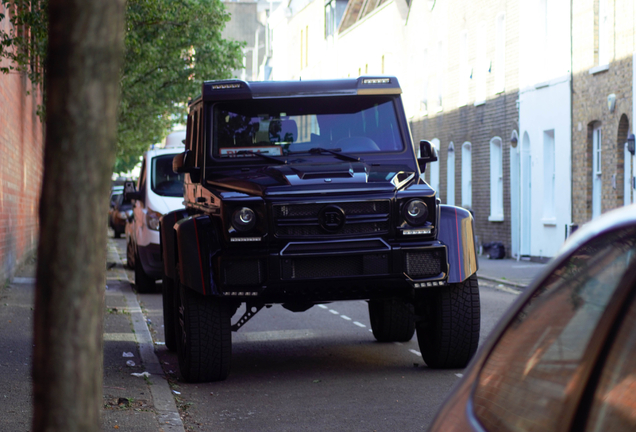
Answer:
xmin=232 ymin=207 xmax=257 ymax=232
xmin=403 ymin=199 xmax=428 ymax=226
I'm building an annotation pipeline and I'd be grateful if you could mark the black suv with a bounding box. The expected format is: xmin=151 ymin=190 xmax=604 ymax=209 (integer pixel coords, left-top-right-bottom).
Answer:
xmin=160 ymin=77 xmax=480 ymax=382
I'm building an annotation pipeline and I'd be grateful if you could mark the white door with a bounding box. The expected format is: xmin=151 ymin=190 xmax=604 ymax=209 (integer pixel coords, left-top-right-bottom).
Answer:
xmin=520 ymin=133 xmax=531 ymax=256
xmin=592 ymin=125 xmax=602 ymax=219
xmin=462 ymin=142 xmax=472 ymax=209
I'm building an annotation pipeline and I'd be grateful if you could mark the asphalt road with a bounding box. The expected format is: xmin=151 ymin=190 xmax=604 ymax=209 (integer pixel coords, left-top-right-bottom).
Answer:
xmin=113 ymin=237 xmax=519 ymax=431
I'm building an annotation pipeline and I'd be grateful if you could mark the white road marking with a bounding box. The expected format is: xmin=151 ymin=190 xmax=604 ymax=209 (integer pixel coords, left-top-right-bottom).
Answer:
xmin=353 ymin=321 xmax=366 ymax=328
xmin=455 ymin=373 xmax=463 ymax=378
xmin=329 ymin=309 xmax=339 ymax=315
xmin=409 ymin=349 xmax=422 ymax=356
xmin=340 ymin=315 xmax=351 ymax=321
xmin=318 ymin=304 xmax=328 ymax=309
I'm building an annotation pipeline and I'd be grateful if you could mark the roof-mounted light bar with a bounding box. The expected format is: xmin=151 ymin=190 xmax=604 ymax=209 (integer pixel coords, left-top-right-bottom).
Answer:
xmin=211 ymin=83 xmax=242 ymax=90
xmin=362 ymin=78 xmax=391 ymax=85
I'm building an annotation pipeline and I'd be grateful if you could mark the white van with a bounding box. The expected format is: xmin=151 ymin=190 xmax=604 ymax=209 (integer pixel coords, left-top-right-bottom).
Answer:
xmin=125 ymin=131 xmax=186 ymax=292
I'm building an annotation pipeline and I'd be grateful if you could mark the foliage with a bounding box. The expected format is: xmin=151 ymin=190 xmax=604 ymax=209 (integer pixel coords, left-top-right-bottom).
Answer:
xmin=0 ymin=0 xmax=245 ymax=174
xmin=117 ymin=0 xmax=244 ymax=173
xmin=0 ymin=1 xmax=48 ymax=87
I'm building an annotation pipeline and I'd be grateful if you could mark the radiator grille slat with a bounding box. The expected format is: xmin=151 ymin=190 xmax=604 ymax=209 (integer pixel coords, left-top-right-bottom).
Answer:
xmin=273 ymin=200 xmax=390 ymax=237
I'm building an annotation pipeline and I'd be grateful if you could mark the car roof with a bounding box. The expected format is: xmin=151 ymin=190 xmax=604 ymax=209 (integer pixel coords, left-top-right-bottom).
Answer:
xmin=198 ymin=76 xmax=402 ymax=103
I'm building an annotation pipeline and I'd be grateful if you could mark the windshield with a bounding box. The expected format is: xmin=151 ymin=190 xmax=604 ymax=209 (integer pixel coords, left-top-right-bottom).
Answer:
xmin=211 ymin=96 xmax=404 ymax=160
xmin=151 ymin=154 xmax=185 ymax=197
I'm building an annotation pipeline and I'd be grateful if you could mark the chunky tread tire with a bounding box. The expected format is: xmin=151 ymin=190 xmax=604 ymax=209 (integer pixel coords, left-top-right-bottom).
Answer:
xmin=162 ymin=277 xmax=177 ymax=352
xmin=177 ymin=285 xmax=232 ymax=383
xmin=134 ymin=252 xmax=156 ymax=293
xmin=369 ymin=298 xmax=415 ymax=342
xmin=416 ymin=275 xmax=480 ymax=368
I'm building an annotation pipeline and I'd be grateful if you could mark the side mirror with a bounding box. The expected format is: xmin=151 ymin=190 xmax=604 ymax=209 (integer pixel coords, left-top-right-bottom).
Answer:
xmin=417 ymin=140 xmax=438 ymax=172
xmin=123 ymin=180 xmax=142 ymax=202
xmin=173 ymin=150 xmax=201 ymax=182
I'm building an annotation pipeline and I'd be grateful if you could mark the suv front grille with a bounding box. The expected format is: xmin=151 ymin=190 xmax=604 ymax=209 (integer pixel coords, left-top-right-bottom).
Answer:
xmin=273 ymin=200 xmax=390 ymax=237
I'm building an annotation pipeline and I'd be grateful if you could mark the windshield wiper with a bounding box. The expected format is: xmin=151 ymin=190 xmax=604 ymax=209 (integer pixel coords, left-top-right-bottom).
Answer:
xmin=235 ymin=150 xmax=287 ymax=164
xmin=291 ymin=147 xmax=360 ymax=162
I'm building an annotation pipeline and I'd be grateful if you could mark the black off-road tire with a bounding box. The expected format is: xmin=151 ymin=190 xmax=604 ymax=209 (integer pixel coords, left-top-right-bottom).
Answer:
xmin=176 ymin=284 xmax=232 ymax=383
xmin=368 ymin=298 xmax=415 ymax=342
xmin=416 ymin=275 xmax=480 ymax=368
xmin=134 ymin=252 xmax=156 ymax=293
xmin=162 ymin=277 xmax=177 ymax=351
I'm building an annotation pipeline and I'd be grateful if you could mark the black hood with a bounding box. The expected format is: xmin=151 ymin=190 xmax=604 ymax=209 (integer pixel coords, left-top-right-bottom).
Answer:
xmin=206 ymin=161 xmax=420 ymax=197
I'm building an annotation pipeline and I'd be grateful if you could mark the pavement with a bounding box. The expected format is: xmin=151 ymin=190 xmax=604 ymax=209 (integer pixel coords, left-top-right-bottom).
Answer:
xmin=0 ymin=238 xmax=546 ymax=431
xmin=475 ymin=255 xmax=548 ymax=291
xmin=0 ymin=239 xmax=184 ymax=432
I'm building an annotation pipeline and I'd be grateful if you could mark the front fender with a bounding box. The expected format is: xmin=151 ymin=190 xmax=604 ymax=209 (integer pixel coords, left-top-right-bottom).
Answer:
xmin=175 ymin=215 xmax=221 ymax=295
xmin=160 ymin=209 xmax=189 ymax=280
xmin=437 ymin=205 xmax=478 ymax=283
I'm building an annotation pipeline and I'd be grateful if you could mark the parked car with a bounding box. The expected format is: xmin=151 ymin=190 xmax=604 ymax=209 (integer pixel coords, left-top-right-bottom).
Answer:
xmin=160 ymin=77 xmax=480 ymax=382
xmin=428 ymin=203 xmax=636 ymax=432
xmin=124 ymin=131 xmax=186 ymax=293
xmin=109 ymin=192 xmax=133 ymax=238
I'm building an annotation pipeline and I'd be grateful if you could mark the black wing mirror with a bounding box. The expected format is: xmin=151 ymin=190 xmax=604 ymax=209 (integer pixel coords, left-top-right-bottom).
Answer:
xmin=417 ymin=140 xmax=438 ymax=172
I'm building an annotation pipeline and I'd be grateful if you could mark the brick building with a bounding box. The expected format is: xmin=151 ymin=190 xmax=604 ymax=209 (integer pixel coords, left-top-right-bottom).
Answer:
xmin=571 ymin=0 xmax=636 ymax=225
xmin=0 ymin=28 xmax=45 ymax=283
xmin=408 ymin=0 xmax=520 ymax=258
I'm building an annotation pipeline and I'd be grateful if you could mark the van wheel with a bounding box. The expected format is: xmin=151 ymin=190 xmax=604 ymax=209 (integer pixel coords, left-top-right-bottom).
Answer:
xmin=134 ymin=252 xmax=155 ymax=293
xmin=416 ymin=275 xmax=480 ymax=368
xmin=162 ymin=277 xmax=177 ymax=351
xmin=368 ymin=298 xmax=415 ymax=342
xmin=176 ymin=284 xmax=232 ymax=383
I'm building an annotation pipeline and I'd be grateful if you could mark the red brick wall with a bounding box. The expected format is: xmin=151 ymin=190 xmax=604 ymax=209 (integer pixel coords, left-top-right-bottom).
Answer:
xmin=0 ymin=64 xmax=45 ymax=282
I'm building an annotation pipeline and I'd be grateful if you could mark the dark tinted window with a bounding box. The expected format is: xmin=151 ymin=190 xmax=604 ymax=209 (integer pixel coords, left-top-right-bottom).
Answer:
xmin=472 ymin=228 xmax=636 ymax=432
xmin=211 ymin=96 xmax=404 ymax=160
xmin=151 ymin=154 xmax=185 ymax=197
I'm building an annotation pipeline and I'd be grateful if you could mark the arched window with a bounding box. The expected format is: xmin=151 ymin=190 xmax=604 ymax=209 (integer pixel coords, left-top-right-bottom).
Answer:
xmin=428 ymin=138 xmax=440 ymax=196
xmin=489 ymin=137 xmax=504 ymax=221
xmin=447 ymin=142 xmax=455 ymax=206
xmin=462 ymin=142 xmax=472 ymax=209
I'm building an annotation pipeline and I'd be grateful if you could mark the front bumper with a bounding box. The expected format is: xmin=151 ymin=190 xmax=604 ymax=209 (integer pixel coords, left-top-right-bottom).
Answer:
xmin=215 ymin=238 xmax=449 ymax=302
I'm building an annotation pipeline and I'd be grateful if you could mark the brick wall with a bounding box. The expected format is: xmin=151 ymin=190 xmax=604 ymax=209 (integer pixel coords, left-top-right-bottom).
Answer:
xmin=571 ymin=0 xmax=635 ymax=226
xmin=0 ymin=67 xmax=45 ymax=283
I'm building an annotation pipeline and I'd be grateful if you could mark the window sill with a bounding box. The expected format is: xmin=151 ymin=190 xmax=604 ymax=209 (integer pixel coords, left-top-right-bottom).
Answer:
xmin=589 ymin=64 xmax=609 ymax=75
xmin=488 ymin=214 xmax=504 ymax=222
xmin=474 ymin=100 xmax=485 ymax=107
xmin=542 ymin=217 xmax=557 ymax=226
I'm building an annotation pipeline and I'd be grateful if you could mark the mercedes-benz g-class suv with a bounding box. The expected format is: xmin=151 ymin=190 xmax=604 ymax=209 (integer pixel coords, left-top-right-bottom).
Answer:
xmin=160 ymin=77 xmax=480 ymax=382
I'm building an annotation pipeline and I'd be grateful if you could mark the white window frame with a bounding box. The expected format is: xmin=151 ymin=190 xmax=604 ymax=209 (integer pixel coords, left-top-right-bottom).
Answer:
xmin=598 ymin=0 xmax=609 ymax=66
xmin=428 ymin=138 xmax=440 ymax=197
xmin=475 ymin=21 xmax=487 ymax=105
xmin=447 ymin=142 xmax=455 ymax=206
xmin=489 ymin=137 xmax=504 ymax=221
xmin=458 ymin=30 xmax=468 ymax=107
xmin=462 ymin=142 xmax=472 ymax=209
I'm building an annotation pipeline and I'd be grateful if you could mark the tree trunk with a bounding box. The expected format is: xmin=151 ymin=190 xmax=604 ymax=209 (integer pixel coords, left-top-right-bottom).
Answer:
xmin=32 ymin=1 xmax=125 ymax=430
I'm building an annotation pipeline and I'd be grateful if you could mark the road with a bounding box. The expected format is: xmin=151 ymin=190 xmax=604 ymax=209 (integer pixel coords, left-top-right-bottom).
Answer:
xmin=113 ymin=237 xmax=518 ymax=431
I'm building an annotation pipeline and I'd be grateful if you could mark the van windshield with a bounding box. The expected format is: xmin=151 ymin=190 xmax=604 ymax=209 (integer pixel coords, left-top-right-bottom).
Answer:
xmin=211 ymin=96 xmax=404 ymax=161
xmin=151 ymin=154 xmax=185 ymax=197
